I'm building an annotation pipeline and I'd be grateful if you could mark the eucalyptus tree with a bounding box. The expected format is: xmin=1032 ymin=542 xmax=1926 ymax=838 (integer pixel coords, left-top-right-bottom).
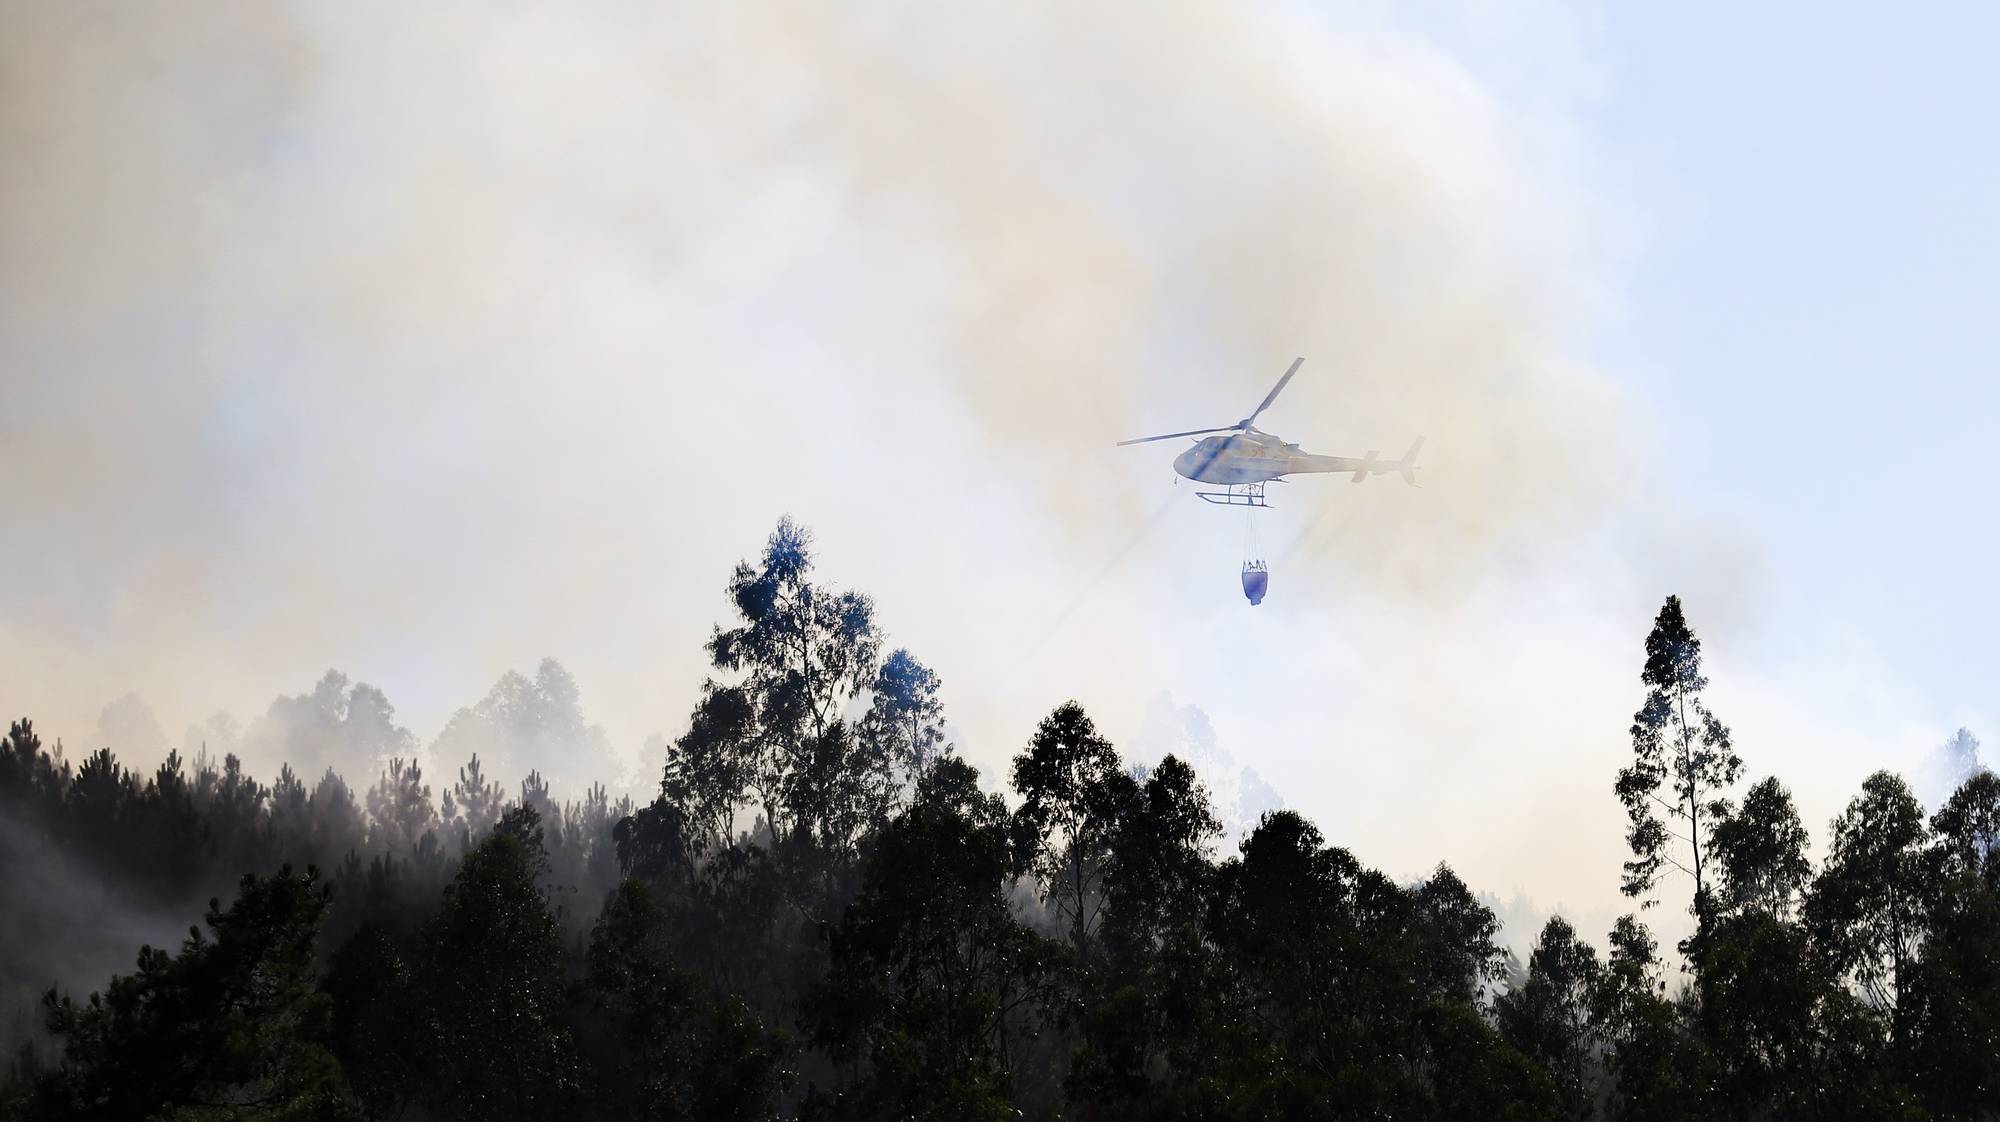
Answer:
xmin=856 ymin=648 xmax=950 ymax=803
xmin=1614 ymin=595 xmax=1742 ymax=933
xmin=1495 ymin=916 xmax=1602 ymax=1119
xmin=676 ymin=517 xmax=883 ymax=850
xmin=1707 ymin=776 xmax=1811 ymax=921
xmin=1805 ymin=770 xmax=1931 ymax=1017
xmin=1010 ymin=702 xmax=1137 ymax=961
xmin=811 ymin=758 xmax=1061 ymax=1120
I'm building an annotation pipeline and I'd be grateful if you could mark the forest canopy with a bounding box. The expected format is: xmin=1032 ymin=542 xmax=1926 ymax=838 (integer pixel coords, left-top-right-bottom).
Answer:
xmin=2 ymin=518 xmax=1996 ymax=1120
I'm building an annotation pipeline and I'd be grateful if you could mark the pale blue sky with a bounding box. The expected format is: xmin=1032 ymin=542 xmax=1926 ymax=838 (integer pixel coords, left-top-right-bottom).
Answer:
xmin=1603 ymin=4 xmax=1998 ymax=714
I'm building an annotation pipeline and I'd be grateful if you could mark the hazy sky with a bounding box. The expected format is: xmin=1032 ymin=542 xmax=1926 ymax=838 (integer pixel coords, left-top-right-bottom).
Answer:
xmin=3 ymin=1 xmax=1993 ymax=938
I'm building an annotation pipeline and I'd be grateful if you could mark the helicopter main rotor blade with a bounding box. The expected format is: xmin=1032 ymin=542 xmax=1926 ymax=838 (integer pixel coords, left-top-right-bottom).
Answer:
xmin=1241 ymin=356 xmax=1304 ymax=428
xmin=1115 ymin=426 xmax=1237 ymax=447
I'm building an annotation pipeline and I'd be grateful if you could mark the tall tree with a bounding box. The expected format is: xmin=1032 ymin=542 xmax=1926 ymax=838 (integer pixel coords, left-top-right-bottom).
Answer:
xmin=364 ymin=757 xmax=437 ymax=856
xmin=429 ymin=659 xmax=618 ymax=802
xmin=420 ymin=806 xmax=580 ymax=1119
xmin=322 ymin=922 xmax=422 ymax=1120
xmin=267 ymin=763 xmax=313 ymax=865
xmin=451 ymin=752 xmax=504 ymax=845
xmin=1069 ymin=755 xmax=1231 ymax=1120
xmin=1805 ymin=771 xmax=1931 ymax=1018
xmin=245 ymin=670 xmax=418 ymax=786
xmin=1594 ymin=915 xmax=1716 ymax=1121
xmin=1707 ymin=776 xmax=1811 ymax=921
xmin=1687 ymin=777 xmax=1837 ymax=1113
xmin=1930 ymin=768 xmax=2000 ymax=893
xmin=195 ymin=752 xmax=268 ymax=881
xmin=810 ymin=759 xmax=1059 ymax=1120
xmin=1495 ymin=916 xmax=1602 ymax=1119
xmin=1614 ymin=595 xmax=1742 ymax=931
xmin=1010 ymin=702 xmax=1136 ymax=961
xmin=682 ymin=517 xmax=883 ymax=848
xmin=586 ymin=879 xmax=791 ymax=1121
xmin=1410 ymin=863 xmax=1508 ymax=1007
xmin=1903 ymin=771 xmax=2000 ymax=1114
xmin=1100 ymin=754 xmax=1219 ymax=962
xmin=308 ymin=766 xmax=366 ymax=865
xmin=663 ymin=687 xmax=758 ymax=850
xmin=1210 ymin=811 xmax=1431 ymax=1116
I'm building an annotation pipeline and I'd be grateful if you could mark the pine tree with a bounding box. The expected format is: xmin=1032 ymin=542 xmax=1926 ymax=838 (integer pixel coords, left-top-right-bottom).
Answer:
xmin=421 ymin=806 xmax=581 ymax=1119
xmin=29 ymin=867 xmax=345 ymax=1118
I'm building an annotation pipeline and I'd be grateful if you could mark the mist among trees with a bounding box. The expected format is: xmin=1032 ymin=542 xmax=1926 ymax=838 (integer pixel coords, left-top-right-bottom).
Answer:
xmin=3 ymin=519 xmax=1997 ymax=1120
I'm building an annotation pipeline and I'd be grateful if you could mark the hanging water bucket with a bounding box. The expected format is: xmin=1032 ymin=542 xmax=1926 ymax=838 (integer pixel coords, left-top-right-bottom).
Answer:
xmin=1241 ymin=560 xmax=1268 ymax=606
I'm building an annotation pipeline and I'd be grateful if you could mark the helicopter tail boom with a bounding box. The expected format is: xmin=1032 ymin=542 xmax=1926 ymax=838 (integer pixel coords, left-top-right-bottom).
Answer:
xmin=1293 ymin=435 xmax=1423 ymax=485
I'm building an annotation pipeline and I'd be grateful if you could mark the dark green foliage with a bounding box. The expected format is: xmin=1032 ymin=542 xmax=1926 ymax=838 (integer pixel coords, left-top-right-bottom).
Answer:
xmin=1206 ymin=811 xmax=1559 ymax=1120
xmin=1930 ymin=768 xmax=2000 ymax=893
xmin=26 ymin=867 xmax=345 ymax=1120
xmin=1067 ymin=755 xmax=1230 ymax=1120
xmin=1806 ymin=770 xmax=1931 ymax=1016
xmin=809 ymin=759 xmax=1061 ymax=1120
xmin=1496 ymin=917 xmax=1601 ymax=1118
xmin=1708 ymin=776 xmax=1811 ymax=920
xmin=1100 ymin=755 xmax=1219 ymax=957
xmin=1677 ymin=774 xmax=1869 ymax=1117
xmin=419 ymin=807 xmax=581 ymax=1120
xmin=1897 ymin=771 xmax=2000 ymax=1115
xmin=320 ymin=924 xmax=418 ymax=1120
xmin=1593 ymin=915 xmax=1716 ymax=1121
xmin=1412 ymin=863 xmax=1508 ymax=1005
xmin=586 ymin=879 xmax=791 ymax=1121
xmin=11 ymin=538 xmax=2000 ymax=1121
xmin=1011 ymin=702 xmax=1137 ymax=960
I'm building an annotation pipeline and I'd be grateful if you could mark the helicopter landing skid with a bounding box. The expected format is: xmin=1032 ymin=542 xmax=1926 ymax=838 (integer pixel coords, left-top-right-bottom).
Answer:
xmin=1195 ymin=482 xmax=1271 ymax=508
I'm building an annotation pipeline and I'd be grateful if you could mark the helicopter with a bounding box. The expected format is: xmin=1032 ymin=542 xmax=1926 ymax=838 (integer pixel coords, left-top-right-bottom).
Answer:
xmin=1116 ymin=357 xmax=1423 ymax=508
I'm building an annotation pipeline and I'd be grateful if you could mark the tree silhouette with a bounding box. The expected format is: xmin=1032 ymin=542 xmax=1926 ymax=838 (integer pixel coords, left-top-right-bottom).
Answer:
xmin=810 ymin=759 xmax=1059 ymax=1120
xmin=28 ymin=867 xmax=344 ymax=1118
xmin=11 ymin=520 xmax=2000 ymax=1119
xmin=1411 ymin=863 xmax=1508 ymax=1008
xmin=1706 ymin=776 xmax=1811 ymax=921
xmin=1902 ymin=772 xmax=2000 ymax=1114
xmin=587 ymin=878 xmax=791 ymax=1121
xmin=365 ymin=757 xmax=437 ymax=857
xmin=1805 ymin=771 xmax=1931 ymax=1017
xmin=857 ymin=648 xmax=950 ymax=794
xmin=1011 ymin=702 xmax=1135 ymax=962
xmin=694 ymin=517 xmax=883 ymax=849
xmin=1496 ymin=916 xmax=1601 ymax=1118
xmin=451 ymin=752 xmax=504 ymax=846
xmin=420 ymin=806 xmax=580 ymax=1119
xmin=322 ymin=922 xmax=421 ymax=1119
xmin=1614 ymin=595 xmax=1742 ymax=937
